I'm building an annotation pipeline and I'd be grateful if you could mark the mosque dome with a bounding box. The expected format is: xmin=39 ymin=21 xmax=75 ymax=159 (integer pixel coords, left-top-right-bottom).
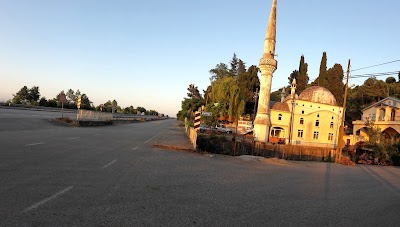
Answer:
xmin=298 ymin=86 xmax=337 ymax=106
xmin=271 ymin=102 xmax=290 ymax=112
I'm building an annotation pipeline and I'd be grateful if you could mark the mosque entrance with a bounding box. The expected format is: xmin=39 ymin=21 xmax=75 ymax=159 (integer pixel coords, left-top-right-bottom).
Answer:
xmin=270 ymin=127 xmax=286 ymax=144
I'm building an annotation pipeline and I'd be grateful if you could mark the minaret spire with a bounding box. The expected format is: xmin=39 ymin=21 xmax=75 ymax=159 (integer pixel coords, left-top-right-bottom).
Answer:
xmin=263 ymin=0 xmax=277 ymax=59
xmin=254 ymin=0 xmax=278 ymax=143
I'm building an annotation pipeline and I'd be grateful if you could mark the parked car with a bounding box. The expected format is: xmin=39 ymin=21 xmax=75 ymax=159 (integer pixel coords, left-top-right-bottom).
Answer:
xmin=215 ymin=124 xmax=233 ymax=134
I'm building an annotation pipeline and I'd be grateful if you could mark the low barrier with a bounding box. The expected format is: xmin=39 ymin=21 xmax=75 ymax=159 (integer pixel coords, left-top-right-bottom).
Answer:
xmin=77 ymin=110 xmax=112 ymax=121
xmin=185 ymin=126 xmax=197 ymax=150
xmin=196 ymin=135 xmax=337 ymax=162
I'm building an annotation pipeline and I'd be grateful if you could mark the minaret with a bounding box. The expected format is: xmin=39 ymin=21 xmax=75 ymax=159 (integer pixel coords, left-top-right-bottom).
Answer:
xmin=254 ymin=0 xmax=278 ymax=143
xmin=291 ymin=78 xmax=297 ymax=99
xmin=280 ymin=87 xmax=286 ymax=102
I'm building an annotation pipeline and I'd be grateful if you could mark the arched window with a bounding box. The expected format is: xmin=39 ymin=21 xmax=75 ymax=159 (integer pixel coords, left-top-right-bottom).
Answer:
xmin=317 ymin=114 xmax=320 ymax=118
xmin=330 ymin=122 xmax=334 ymax=128
xmin=315 ymin=120 xmax=320 ymax=127
xmin=300 ymin=118 xmax=304 ymax=125
xmin=278 ymin=114 xmax=282 ymax=121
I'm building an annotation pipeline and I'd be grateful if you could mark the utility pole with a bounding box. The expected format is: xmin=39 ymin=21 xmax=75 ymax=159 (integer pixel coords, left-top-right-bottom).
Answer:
xmin=337 ymin=59 xmax=351 ymax=163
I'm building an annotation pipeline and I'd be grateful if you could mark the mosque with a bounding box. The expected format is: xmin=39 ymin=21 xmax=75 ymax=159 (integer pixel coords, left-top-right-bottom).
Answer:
xmin=254 ymin=0 xmax=344 ymax=148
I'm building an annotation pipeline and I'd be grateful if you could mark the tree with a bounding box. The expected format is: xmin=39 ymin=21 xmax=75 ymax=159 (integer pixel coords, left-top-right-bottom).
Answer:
xmin=12 ymin=86 xmax=31 ymax=104
xmin=238 ymin=65 xmax=260 ymax=102
xmin=297 ymin=55 xmax=309 ymax=93
xmin=137 ymin=106 xmax=146 ymax=113
xmin=360 ymin=77 xmax=388 ymax=102
xmin=27 ymin=86 xmax=40 ymax=105
xmin=288 ymin=70 xmax=298 ymax=85
xmin=326 ymin=64 xmax=345 ymax=105
xmin=313 ymin=52 xmax=328 ymax=87
xmin=12 ymin=86 xmax=42 ymax=105
xmin=80 ymin=94 xmax=93 ymax=110
xmin=398 ymin=71 xmax=400 ymax=82
xmin=66 ymin=89 xmax=77 ymax=106
xmin=229 ymin=53 xmax=239 ymax=77
xmin=386 ymin=77 xmax=396 ymax=84
xmin=209 ymin=63 xmax=229 ymax=81
xmin=187 ymin=84 xmax=203 ymax=121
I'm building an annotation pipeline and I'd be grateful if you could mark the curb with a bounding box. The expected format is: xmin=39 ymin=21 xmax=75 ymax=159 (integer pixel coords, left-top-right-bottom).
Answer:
xmin=153 ymin=144 xmax=195 ymax=152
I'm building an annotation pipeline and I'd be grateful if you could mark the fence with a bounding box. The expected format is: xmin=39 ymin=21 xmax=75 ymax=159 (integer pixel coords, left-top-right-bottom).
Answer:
xmin=185 ymin=126 xmax=198 ymax=150
xmin=197 ymin=135 xmax=337 ymax=162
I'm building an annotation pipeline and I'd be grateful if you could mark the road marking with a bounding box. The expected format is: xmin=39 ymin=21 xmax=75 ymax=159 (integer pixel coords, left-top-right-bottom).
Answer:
xmin=25 ymin=142 xmax=45 ymax=146
xmin=132 ymin=147 xmax=139 ymax=151
xmin=24 ymin=186 xmax=73 ymax=212
xmin=144 ymin=132 xmax=163 ymax=144
xmin=67 ymin=137 xmax=80 ymax=140
xmin=102 ymin=159 xmax=118 ymax=169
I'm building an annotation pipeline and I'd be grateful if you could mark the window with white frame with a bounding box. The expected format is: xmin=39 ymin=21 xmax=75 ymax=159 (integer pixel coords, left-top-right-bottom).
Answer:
xmin=278 ymin=114 xmax=282 ymax=121
xmin=300 ymin=118 xmax=304 ymax=124
xmin=315 ymin=120 xmax=320 ymax=127
xmin=330 ymin=122 xmax=334 ymax=128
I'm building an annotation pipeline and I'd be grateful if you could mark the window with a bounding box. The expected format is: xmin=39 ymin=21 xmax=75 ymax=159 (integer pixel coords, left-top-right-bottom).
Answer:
xmin=313 ymin=131 xmax=319 ymax=139
xmin=302 ymin=110 xmax=305 ymax=114
xmin=330 ymin=122 xmax=334 ymax=128
xmin=300 ymin=118 xmax=304 ymax=125
xmin=332 ymin=116 xmax=334 ymax=120
xmin=317 ymin=114 xmax=320 ymax=118
xmin=298 ymin=130 xmax=304 ymax=138
xmin=328 ymin=133 xmax=333 ymax=141
xmin=315 ymin=120 xmax=320 ymax=127
xmin=278 ymin=114 xmax=282 ymax=121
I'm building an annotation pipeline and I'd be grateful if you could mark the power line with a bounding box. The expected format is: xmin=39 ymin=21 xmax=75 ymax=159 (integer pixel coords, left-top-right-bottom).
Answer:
xmin=351 ymin=60 xmax=400 ymax=72
xmin=350 ymin=71 xmax=399 ymax=78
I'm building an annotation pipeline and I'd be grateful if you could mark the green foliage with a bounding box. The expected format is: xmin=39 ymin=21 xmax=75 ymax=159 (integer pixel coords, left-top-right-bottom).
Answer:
xmin=314 ymin=52 xmax=328 ymax=87
xmin=364 ymin=119 xmax=382 ymax=144
xmin=288 ymin=70 xmax=298 ymax=86
xmin=326 ymin=64 xmax=345 ymax=105
xmin=209 ymin=63 xmax=229 ymax=81
xmin=297 ymin=55 xmax=309 ymax=93
xmin=386 ymin=76 xmax=396 ymax=84
xmin=12 ymin=85 xmax=40 ymax=105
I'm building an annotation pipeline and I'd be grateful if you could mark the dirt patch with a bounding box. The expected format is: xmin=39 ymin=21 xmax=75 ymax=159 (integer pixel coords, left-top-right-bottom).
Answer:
xmin=49 ymin=117 xmax=78 ymax=127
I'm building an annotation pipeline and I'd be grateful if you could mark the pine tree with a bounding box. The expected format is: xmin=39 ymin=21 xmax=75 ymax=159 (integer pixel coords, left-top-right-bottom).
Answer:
xmin=229 ymin=53 xmax=239 ymax=77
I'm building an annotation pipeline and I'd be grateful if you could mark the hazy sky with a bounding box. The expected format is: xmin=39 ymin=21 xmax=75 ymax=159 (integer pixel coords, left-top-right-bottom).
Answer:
xmin=1 ymin=0 xmax=399 ymax=117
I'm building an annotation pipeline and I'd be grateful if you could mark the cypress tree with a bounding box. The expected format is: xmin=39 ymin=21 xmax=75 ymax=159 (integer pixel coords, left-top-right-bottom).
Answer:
xmin=317 ymin=52 xmax=328 ymax=87
xmin=297 ymin=55 xmax=309 ymax=93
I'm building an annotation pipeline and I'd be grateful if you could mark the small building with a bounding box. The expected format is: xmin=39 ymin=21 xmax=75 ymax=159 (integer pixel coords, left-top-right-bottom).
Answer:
xmin=352 ymin=97 xmax=400 ymax=145
xmin=268 ymin=79 xmax=344 ymax=148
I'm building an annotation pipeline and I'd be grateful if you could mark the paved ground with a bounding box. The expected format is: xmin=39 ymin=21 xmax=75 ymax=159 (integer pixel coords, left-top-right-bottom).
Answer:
xmin=0 ymin=111 xmax=400 ymax=226
xmin=152 ymin=121 xmax=194 ymax=151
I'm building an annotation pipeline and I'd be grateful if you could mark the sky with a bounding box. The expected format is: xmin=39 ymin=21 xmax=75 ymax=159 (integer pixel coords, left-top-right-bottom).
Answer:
xmin=0 ymin=0 xmax=399 ymax=117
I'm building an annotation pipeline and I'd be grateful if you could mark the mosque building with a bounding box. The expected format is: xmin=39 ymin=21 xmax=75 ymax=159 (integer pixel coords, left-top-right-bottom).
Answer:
xmin=254 ymin=0 xmax=344 ymax=148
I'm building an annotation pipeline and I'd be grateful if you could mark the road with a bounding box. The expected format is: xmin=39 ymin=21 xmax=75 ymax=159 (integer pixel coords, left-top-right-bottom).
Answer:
xmin=0 ymin=109 xmax=400 ymax=226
